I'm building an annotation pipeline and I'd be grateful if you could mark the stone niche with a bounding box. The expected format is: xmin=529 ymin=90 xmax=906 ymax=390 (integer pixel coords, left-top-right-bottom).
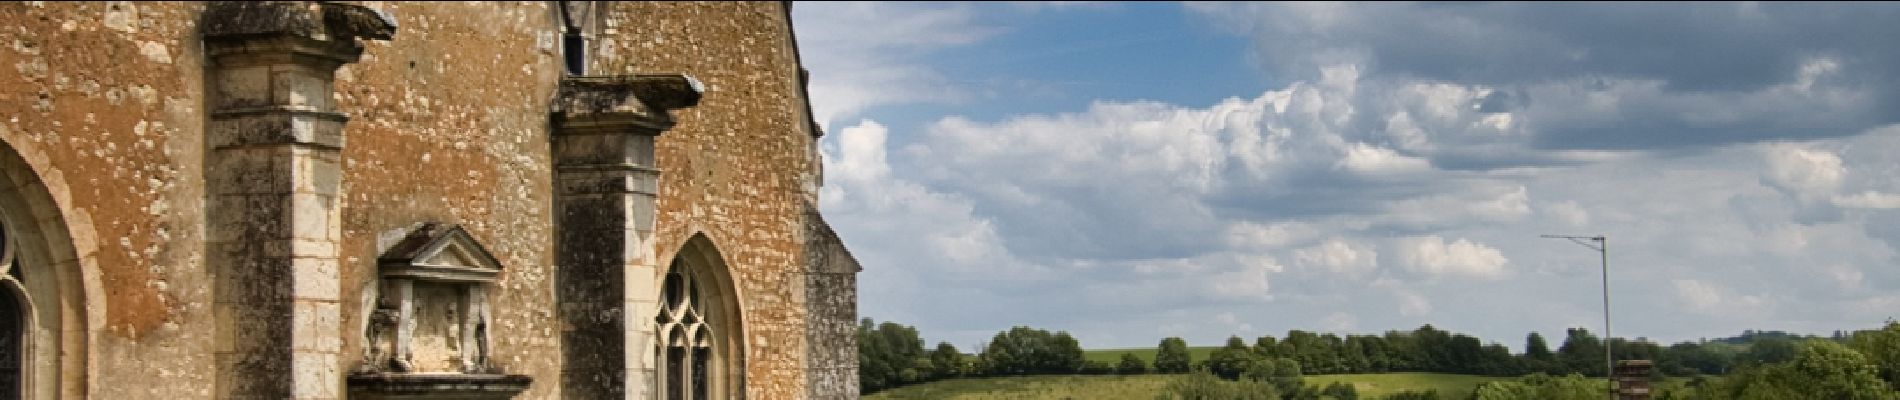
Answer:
xmin=349 ymin=223 xmax=531 ymax=399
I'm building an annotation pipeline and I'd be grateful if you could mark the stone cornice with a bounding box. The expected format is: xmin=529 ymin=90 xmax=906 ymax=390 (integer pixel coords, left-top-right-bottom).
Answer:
xmin=203 ymin=1 xmax=396 ymax=42
xmin=552 ymin=74 xmax=704 ymax=136
xmin=201 ymin=1 xmax=396 ymax=66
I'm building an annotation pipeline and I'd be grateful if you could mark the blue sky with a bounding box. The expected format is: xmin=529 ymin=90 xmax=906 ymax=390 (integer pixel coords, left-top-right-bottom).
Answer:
xmin=793 ymin=2 xmax=1900 ymax=351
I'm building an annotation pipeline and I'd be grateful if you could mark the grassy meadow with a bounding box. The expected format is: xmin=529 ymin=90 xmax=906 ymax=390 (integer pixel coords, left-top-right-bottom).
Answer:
xmin=1302 ymin=373 xmax=1501 ymax=399
xmin=865 ymin=374 xmax=1173 ymax=400
xmin=864 ymin=372 xmax=1509 ymax=400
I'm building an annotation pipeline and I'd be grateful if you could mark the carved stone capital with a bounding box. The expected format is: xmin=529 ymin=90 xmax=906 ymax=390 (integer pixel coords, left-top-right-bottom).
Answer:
xmin=552 ymin=74 xmax=704 ymax=136
xmin=202 ymin=1 xmax=397 ymax=68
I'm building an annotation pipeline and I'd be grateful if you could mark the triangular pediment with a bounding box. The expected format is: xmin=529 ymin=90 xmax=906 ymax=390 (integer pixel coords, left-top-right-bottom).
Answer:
xmin=421 ymin=242 xmax=483 ymax=269
xmin=378 ymin=223 xmax=503 ymax=283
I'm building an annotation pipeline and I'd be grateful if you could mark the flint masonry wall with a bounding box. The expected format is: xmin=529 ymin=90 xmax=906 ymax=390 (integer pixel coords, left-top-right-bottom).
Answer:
xmin=0 ymin=1 xmax=854 ymax=398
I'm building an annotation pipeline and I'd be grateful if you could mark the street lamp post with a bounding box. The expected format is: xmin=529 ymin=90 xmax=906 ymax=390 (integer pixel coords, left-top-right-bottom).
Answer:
xmin=1542 ymin=234 xmax=1611 ymax=400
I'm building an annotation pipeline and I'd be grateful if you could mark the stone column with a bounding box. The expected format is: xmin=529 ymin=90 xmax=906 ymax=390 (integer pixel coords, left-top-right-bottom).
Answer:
xmin=552 ymin=75 xmax=700 ymax=399
xmin=201 ymin=2 xmax=392 ymax=399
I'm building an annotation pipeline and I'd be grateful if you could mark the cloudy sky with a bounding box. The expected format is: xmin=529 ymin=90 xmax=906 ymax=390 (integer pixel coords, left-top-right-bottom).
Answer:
xmin=791 ymin=2 xmax=1900 ymax=350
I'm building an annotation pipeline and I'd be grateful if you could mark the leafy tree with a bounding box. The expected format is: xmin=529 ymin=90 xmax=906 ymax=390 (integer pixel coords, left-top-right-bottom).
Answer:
xmin=1052 ymin=331 xmax=1087 ymax=373
xmin=979 ymin=326 xmax=1087 ymax=376
xmin=1254 ymin=335 xmax=1282 ymax=358
xmin=1341 ymin=336 xmax=1371 ymax=374
xmin=1382 ymin=330 xmax=1420 ymax=372
xmin=1744 ymin=335 xmax=1798 ymax=365
xmin=1667 ymin=341 xmax=1740 ymax=376
xmin=930 ymin=341 xmax=964 ymax=379
xmin=858 ymin=318 xmax=927 ymax=393
xmin=1470 ymin=373 xmax=1601 ymax=400
xmin=1080 ymin=360 xmax=1116 ymax=375
xmin=1159 ymin=369 xmax=1234 ymax=400
xmin=1314 ymin=333 xmax=1346 ymax=374
xmin=1118 ymin=353 xmax=1150 ymax=375
xmin=1525 ymin=332 xmax=1554 ymax=359
xmin=1713 ymin=341 xmax=1895 ymax=400
xmin=980 ymin=331 xmax=1021 ymax=376
xmin=1478 ymin=343 xmax=1521 ymax=376
xmin=1208 ymin=336 xmax=1259 ymax=380
xmin=1157 ymin=369 xmax=1279 ymax=400
xmin=1442 ymin=334 xmax=1484 ymax=374
xmin=1521 ymin=332 xmax=1560 ymax=374
xmin=1850 ymin=320 xmax=1900 ymax=389
xmin=1351 ymin=335 xmax=1393 ymax=373
xmin=1557 ymin=328 xmax=1606 ymax=376
xmin=1655 ymin=376 xmax=1718 ymax=400
xmin=1282 ymin=330 xmax=1348 ymax=374
xmin=1410 ymin=325 xmax=1453 ymax=372
xmin=1242 ymin=357 xmax=1303 ymax=395
xmin=1156 ymin=337 xmax=1193 ymax=374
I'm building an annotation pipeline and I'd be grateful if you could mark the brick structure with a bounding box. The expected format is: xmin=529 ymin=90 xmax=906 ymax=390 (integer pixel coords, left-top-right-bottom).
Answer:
xmin=1614 ymin=360 xmax=1653 ymax=400
xmin=0 ymin=1 xmax=858 ymax=399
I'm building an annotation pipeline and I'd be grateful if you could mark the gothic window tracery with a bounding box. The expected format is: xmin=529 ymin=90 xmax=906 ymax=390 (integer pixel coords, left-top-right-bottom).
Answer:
xmin=656 ymin=258 xmax=719 ymax=400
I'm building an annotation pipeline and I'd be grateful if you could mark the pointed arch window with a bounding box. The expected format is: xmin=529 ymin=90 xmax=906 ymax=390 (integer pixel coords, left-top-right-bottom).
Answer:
xmin=656 ymin=258 xmax=720 ymax=400
xmin=0 ymin=219 xmax=20 ymax=400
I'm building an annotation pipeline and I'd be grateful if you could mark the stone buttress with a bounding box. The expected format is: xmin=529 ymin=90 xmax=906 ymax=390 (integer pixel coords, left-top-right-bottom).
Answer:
xmin=201 ymin=2 xmax=393 ymax=398
xmin=551 ymin=75 xmax=701 ymax=398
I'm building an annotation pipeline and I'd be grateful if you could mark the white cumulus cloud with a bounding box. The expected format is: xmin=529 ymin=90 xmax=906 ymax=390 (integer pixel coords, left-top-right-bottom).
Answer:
xmin=1833 ymin=191 xmax=1900 ymax=209
xmin=793 ymin=2 xmax=999 ymax=126
xmin=1762 ymin=143 xmax=1844 ymax=197
xmin=1293 ymin=238 xmax=1379 ymax=276
xmin=1397 ymin=236 xmax=1509 ymax=279
xmin=1469 ymin=186 xmax=1532 ymax=222
xmin=799 ymin=3 xmax=1900 ymax=348
xmin=1338 ymin=142 xmax=1431 ymax=174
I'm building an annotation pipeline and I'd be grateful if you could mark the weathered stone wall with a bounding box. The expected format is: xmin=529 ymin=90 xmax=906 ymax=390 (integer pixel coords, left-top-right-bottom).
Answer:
xmin=327 ymin=2 xmax=566 ymax=398
xmin=804 ymin=209 xmax=862 ymax=399
xmin=0 ymin=2 xmax=214 ymax=398
xmin=594 ymin=2 xmax=834 ymax=399
xmin=0 ymin=1 xmax=854 ymax=398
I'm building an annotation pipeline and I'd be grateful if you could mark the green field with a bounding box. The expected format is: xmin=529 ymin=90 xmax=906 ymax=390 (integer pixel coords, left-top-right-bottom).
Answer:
xmin=866 ymin=374 xmax=1172 ymax=400
xmin=1304 ymin=373 xmax=1501 ymax=399
xmin=865 ymin=372 xmax=1507 ymax=400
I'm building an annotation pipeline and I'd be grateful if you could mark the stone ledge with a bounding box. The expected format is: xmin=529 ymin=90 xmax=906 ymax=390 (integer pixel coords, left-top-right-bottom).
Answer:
xmin=346 ymin=373 xmax=532 ymax=400
xmin=552 ymin=75 xmax=705 ymax=135
xmin=203 ymin=1 xmax=395 ymax=42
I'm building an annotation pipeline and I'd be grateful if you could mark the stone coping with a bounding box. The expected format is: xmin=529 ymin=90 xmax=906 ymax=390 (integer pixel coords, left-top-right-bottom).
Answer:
xmin=346 ymin=373 xmax=532 ymax=399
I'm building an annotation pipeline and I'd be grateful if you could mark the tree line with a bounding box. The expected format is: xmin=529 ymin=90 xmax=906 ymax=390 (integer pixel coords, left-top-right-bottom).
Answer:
xmin=860 ymin=317 xmax=1900 ymax=397
xmin=859 ymin=320 xmax=1094 ymax=393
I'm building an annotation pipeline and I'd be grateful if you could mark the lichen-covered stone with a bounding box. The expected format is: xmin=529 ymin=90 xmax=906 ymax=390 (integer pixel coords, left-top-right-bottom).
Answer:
xmin=0 ymin=1 xmax=858 ymax=398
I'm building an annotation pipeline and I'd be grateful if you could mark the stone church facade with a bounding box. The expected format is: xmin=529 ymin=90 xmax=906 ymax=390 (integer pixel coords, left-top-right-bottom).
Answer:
xmin=0 ymin=1 xmax=858 ymax=399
